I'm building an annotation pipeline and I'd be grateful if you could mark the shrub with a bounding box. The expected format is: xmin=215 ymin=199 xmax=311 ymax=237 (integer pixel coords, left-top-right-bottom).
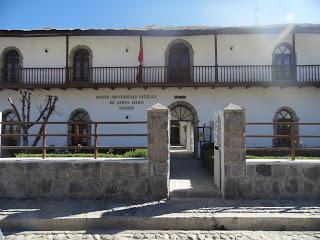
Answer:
xmin=15 ymin=148 xmax=148 ymax=158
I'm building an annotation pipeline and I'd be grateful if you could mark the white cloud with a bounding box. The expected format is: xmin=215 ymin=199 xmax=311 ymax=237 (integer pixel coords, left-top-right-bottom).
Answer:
xmin=285 ymin=12 xmax=295 ymax=23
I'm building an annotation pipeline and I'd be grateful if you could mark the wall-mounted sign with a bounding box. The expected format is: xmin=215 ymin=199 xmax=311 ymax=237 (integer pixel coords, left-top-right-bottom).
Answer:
xmin=96 ymin=94 xmax=157 ymax=110
xmin=174 ymin=96 xmax=186 ymax=99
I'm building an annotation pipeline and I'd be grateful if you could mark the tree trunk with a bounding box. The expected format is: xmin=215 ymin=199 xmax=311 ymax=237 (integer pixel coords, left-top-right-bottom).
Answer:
xmin=22 ymin=126 xmax=29 ymax=147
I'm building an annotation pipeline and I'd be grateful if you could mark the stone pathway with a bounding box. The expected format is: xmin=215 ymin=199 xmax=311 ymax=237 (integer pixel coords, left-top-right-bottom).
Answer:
xmin=170 ymin=150 xmax=221 ymax=198
xmin=3 ymin=230 xmax=320 ymax=240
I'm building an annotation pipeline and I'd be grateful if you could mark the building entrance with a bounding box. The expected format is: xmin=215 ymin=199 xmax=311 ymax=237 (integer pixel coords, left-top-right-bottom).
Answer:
xmin=168 ymin=101 xmax=198 ymax=154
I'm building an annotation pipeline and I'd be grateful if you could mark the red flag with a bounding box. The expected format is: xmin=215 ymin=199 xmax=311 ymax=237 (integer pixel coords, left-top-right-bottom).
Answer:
xmin=138 ymin=46 xmax=143 ymax=65
xmin=136 ymin=36 xmax=143 ymax=82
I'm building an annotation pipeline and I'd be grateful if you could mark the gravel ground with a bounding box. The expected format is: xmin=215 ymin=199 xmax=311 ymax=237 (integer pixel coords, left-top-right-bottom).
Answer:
xmin=3 ymin=231 xmax=320 ymax=240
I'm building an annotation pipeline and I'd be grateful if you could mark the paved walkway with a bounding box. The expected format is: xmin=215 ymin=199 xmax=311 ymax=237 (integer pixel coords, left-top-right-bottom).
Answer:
xmin=0 ymin=198 xmax=319 ymax=231
xmin=3 ymin=230 xmax=320 ymax=240
xmin=170 ymin=150 xmax=221 ymax=198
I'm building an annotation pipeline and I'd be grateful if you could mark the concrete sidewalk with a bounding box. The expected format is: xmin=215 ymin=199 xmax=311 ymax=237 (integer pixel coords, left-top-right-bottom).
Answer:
xmin=0 ymin=198 xmax=319 ymax=231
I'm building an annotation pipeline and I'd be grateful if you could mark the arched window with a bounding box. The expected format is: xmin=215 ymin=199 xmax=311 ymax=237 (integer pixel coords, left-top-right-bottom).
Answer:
xmin=273 ymin=43 xmax=293 ymax=81
xmin=73 ymin=49 xmax=90 ymax=82
xmin=273 ymin=107 xmax=299 ymax=148
xmin=68 ymin=109 xmax=91 ymax=147
xmin=4 ymin=50 xmax=21 ymax=83
xmin=1 ymin=110 xmax=20 ymax=157
xmin=165 ymin=40 xmax=193 ymax=83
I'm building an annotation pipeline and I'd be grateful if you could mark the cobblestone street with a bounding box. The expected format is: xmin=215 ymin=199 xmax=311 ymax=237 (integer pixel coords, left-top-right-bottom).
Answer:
xmin=3 ymin=231 xmax=320 ymax=240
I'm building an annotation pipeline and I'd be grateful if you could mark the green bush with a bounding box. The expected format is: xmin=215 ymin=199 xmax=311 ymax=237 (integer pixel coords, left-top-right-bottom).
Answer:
xmin=200 ymin=143 xmax=214 ymax=175
xmin=246 ymin=154 xmax=320 ymax=160
xmin=15 ymin=148 xmax=148 ymax=158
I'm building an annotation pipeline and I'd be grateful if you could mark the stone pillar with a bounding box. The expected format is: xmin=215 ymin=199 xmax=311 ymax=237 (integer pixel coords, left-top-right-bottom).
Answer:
xmin=223 ymin=103 xmax=246 ymax=198
xmin=0 ymin=112 xmax=2 ymax=157
xmin=147 ymin=103 xmax=170 ymax=199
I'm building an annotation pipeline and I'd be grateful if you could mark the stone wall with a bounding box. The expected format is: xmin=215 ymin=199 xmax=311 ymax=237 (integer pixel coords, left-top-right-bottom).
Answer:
xmin=0 ymin=103 xmax=170 ymax=200
xmin=244 ymin=160 xmax=320 ymax=199
xmin=0 ymin=159 xmax=149 ymax=199
xmin=221 ymin=103 xmax=320 ymax=199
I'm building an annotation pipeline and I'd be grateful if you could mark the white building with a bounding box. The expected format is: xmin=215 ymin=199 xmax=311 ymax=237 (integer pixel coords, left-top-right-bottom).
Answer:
xmin=0 ymin=24 xmax=320 ymax=157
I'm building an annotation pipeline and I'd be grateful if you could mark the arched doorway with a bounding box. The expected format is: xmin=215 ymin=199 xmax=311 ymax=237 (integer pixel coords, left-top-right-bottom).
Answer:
xmin=1 ymin=47 xmax=23 ymax=83
xmin=165 ymin=39 xmax=194 ymax=83
xmin=74 ymin=49 xmax=90 ymax=82
xmin=168 ymin=101 xmax=198 ymax=155
xmin=69 ymin=45 xmax=93 ymax=83
xmin=273 ymin=42 xmax=294 ymax=81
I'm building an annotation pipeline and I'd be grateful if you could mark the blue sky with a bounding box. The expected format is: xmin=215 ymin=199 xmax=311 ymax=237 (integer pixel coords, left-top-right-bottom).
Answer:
xmin=0 ymin=0 xmax=319 ymax=29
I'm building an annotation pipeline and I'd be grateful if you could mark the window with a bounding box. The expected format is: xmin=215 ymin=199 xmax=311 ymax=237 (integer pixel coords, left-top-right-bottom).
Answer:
xmin=273 ymin=107 xmax=299 ymax=148
xmin=273 ymin=43 xmax=293 ymax=81
xmin=68 ymin=109 xmax=91 ymax=147
xmin=73 ymin=49 xmax=90 ymax=82
xmin=1 ymin=110 xmax=20 ymax=157
xmin=4 ymin=50 xmax=21 ymax=83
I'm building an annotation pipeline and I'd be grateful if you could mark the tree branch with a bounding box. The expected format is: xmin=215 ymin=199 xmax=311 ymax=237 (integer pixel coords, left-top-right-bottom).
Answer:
xmin=32 ymin=96 xmax=58 ymax=146
xmin=7 ymin=97 xmax=22 ymax=122
xmin=28 ymin=98 xmax=50 ymax=128
xmin=21 ymin=91 xmax=27 ymax=122
xmin=27 ymin=92 xmax=31 ymax=123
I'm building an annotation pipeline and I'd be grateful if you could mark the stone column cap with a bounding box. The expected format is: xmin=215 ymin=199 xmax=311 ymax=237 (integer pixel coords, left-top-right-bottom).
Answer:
xmin=148 ymin=103 xmax=168 ymax=111
xmin=224 ymin=103 xmax=245 ymax=111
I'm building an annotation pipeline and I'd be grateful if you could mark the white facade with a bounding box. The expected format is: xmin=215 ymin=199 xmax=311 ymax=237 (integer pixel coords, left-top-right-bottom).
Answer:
xmin=0 ymin=87 xmax=319 ymax=147
xmin=0 ymin=25 xmax=320 ymax=152
xmin=1 ymin=32 xmax=320 ymax=67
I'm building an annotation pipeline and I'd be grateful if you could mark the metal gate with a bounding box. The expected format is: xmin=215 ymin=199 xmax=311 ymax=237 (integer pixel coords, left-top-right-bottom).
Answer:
xmin=197 ymin=123 xmax=212 ymax=145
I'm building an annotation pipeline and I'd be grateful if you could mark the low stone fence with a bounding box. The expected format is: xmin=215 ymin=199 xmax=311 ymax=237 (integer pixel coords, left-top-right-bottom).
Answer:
xmin=0 ymin=103 xmax=170 ymax=200
xmin=244 ymin=160 xmax=320 ymax=199
xmin=220 ymin=103 xmax=320 ymax=199
xmin=0 ymin=158 xmax=150 ymax=199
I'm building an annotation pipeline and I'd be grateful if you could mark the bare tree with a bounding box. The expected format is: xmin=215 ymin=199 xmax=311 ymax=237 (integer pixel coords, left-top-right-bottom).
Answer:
xmin=8 ymin=90 xmax=58 ymax=147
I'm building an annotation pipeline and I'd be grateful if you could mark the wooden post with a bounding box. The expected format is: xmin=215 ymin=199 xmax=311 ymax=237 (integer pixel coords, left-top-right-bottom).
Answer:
xmin=214 ymin=34 xmax=218 ymax=82
xmin=65 ymin=35 xmax=69 ymax=83
xmin=42 ymin=122 xmax=47 ymax=159
xmin=290 ymin=123 xmax=296 ymax=160
xmin=94 ymin=123 xmax=98 ymax=159
xmin=291 ymin=31 xmax=297 ymax=82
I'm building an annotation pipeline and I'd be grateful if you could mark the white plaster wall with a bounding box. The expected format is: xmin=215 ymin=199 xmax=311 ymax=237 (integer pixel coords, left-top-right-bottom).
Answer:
xmin=296 ymin=33 xmax=320 ymax=65
xmin=69 ymin=36 xmax=140 ymax=66
xmin=217 ymin=33 xmax=292 ymax=65
xmin=0 ymin=37 xmax=65 ymax=67
xmin=179 ymin=122 xmax=187 ymax=146
xmin=0 ymin=87 xmax=319 ymax=148
xmin=143 ymin=35 xmax=215 ymax=66
xmin=1 ymin=32 xmax=319 ymax=69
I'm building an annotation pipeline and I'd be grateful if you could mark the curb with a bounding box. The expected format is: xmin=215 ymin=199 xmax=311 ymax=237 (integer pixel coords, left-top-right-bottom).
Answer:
xmin=1 ymin=215 xmax=319 ymax=231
